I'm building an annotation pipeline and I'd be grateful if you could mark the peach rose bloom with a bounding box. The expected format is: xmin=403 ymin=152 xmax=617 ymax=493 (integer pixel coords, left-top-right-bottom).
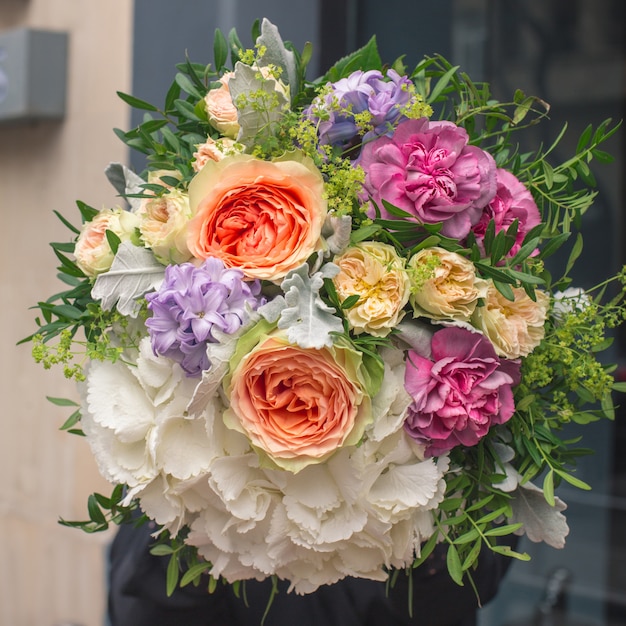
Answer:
xmin=472 ymin=282 xmax=549 ymax=358
xmin=192 ymin=137 xmax=238 ymax=172
xmin=332 ymin=241 xmax=410 ymax=337
xmin=223 ymin=330 xmax=372 ymax=472
xmin=74 ymin=207 xmax=140 ymax=277
xmin=204 ymin=72 xmax=239 ymax=139
xmin=137 ymin=189 xmax=193 ymax=265
xmin=409 ymin=247 xmax=488 ymax=321
xmin=187 ymin=152 xmax=327 ymax=281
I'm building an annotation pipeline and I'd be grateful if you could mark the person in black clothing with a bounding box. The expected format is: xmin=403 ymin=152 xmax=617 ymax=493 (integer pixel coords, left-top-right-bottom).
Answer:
xmin=107 ymin=520 xmax=516 ymax=626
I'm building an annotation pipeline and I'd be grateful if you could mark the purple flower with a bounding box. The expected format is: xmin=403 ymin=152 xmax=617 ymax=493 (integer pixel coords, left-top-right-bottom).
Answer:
xmin=403 ymin=327 xmax=520 ymax=457
xmin=470 ymin=168 xmax=541 ymax=258
xmin=305 ymin=69 xmax=413 ymax=154
xmin=145 ymin=258 xmax=262 ymax=377
xmin=360 ymin=118 xmax=497 ymax=239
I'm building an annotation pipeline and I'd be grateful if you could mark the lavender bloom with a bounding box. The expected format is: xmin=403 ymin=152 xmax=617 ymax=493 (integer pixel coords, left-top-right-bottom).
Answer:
xmin=145 ymin=258 xmax=262 ymax=377
xmin=305 ymin=69 xmax=413 ymax=154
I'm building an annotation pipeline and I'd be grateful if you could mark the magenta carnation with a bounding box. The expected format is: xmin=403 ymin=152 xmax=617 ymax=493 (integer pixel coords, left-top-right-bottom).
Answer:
xmin=403 ymin=327 xmax=520 ymax=457
xmin=471 ymin=168 xmax=541 ymax=257
xmin=361 ymin=118 xmax=497 ymax=239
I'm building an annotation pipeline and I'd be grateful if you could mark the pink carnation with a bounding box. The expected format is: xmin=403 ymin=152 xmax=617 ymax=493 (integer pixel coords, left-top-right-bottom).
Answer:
xmin=361 ymin=118 xmax=497 ymax=239
xmin=403 ymin=327 xmax=520 ymax=457
xmin=471 ymin=168 xmax=541 ymax=257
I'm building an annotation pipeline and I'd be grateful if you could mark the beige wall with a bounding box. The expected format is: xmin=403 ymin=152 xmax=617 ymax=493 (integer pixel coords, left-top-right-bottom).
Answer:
xmin=0 ymin=1 xmax=134 ymax=625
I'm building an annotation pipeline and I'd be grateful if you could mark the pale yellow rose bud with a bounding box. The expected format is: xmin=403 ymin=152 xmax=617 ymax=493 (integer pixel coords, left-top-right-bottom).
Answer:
xmin=333 ymin=241 xmax=410 ymax=337
xmin=74 ymin=207 xmax=140 ymax=277
xmin=204 ymin=72 xmax=240 ymax=138
xmin=192 ymin=137 xmax=239 ymax=172
xmin=471 ymin=282 xmax=549 ymax=358
xmin=409 ymin=247 xmax=488 ymax=322
xmin=147 ymin=169 xmax=182 ymax=187
xmin=137 ymin=189 xmax=193 ymax=265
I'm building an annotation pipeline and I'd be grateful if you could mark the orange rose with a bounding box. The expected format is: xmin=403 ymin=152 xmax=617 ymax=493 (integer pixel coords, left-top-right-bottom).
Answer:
xmin=187 ymin=152 xmax=327 ymax=281
xmin=223 ymin=327 xmax=371 ymax=472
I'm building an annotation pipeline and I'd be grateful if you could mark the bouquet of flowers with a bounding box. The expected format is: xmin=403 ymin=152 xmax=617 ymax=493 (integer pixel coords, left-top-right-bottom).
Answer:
xmin=26 ymin=18 xmax=625 ymax=599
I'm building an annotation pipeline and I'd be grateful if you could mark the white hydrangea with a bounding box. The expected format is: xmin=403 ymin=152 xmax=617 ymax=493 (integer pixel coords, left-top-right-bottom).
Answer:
xmin=82 ymin=340 xmax=448 ymax=593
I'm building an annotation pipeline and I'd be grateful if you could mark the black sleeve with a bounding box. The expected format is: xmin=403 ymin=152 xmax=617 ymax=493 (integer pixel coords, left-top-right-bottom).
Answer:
xmin=107 ymin=521 xmax=516 ymax=626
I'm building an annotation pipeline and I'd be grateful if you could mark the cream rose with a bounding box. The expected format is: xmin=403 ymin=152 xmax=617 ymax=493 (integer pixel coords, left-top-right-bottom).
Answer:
xmin=74 ymin=207 xmax=140 ymax=277
xmin=472 ymin=282 xmax=549 ymax=358
xmin=223 ymin=327 xmax=372 ymax=472
xmin=192 ymin=137 xmax=238 ymax=172
xmin=137 ymin=189 xmax=193 ymax=265
xmin=409 ymin=247 xmax=488 ymax=321
xmin=187 ymin=151 xmax=327 ymax=281
xmin=332 ymin=242 xmax=410 ymax=337
xmin=204 ymin=72 xmax=239 ymax=138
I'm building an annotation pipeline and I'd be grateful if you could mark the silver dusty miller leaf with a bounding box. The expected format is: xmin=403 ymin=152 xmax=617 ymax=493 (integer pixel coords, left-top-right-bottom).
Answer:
xmin=91 ymin=241 xmax=165 ymax=317
xmin=509 ymin=481 xmax=570 ymax=548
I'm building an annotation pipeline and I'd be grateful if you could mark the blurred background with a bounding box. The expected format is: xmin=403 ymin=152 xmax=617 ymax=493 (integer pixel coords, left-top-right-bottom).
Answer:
xmin=1 ymin=1 xmax=623 ymax=624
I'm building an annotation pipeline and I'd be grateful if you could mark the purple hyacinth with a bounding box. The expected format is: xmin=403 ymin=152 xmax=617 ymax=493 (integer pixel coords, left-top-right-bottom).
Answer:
xmin=305 ymin=69 xmax=413 ymax=155
xmin=145 ymin=257 xmax=262 ymax=377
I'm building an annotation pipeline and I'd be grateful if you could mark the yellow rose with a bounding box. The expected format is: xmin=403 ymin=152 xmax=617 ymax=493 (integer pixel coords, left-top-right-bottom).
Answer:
xmin=471 ymin=282 xmax=549 ymax=358
xmin=409 ymin=247 xmax=488 ymax=321
xmin=204 ymin=72 xmax=239 ymax=138
xmin=332 ymin=241 xmax=410 ymax=337
xmin=74 ymin=207 xmax=140 ymax=277
xmin=137 ymin=189 xmax=193 ymax=265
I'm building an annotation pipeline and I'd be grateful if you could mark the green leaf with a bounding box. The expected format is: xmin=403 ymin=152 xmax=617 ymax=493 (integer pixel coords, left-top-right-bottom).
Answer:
xmin=87 ymin=494 xmax=106 ymax=525
xmin=494 ymin=280 xmax=515 ymax=301
xmin=553 ymin=468 xmax=592 ymax=491
xmin=542 ymin=470 xmax=555 ymax=506
xmin=116 ymin=91 xmax=159 ymax=112
xmin=150 ymin=544 xmax=176 ymax=556
xmin=541 ymin=160 xmax=554 ymax=190
xmin=461 ymin=540 xmax=482 ymax=570
xmin=180 ymin=562 xmax=212 ymax=587
xmin=105 ymin=229 xmax=121 ymax=255
xmin=213 ymin=28 xmax=228 ymax=71
xmin=428 ymin=65 xmax=460 ymax=103
xmin=453 ymin=528 xmax=480 ymax=545
xmin=465 ymin=494 xmax=495 ymax=513
xmin=483 ymin=523 xmax=524 ymax=537
xmin=564 ymin=232 xmax=583 ymax=276
xmin=175 ymin=73 xmax=205 ymax=100
xmin=490 ymin=544 xmax=531 ymax=560
xmin=59 ymin=409 xmax=81 ymax=431
xmin=576 ymin=123 xmax=593 ymax=153
xmin=53 ymin=209 xmax=81 ymax=234
xmin=166 ymin=554 xmax=180 ymax=597
xmin=46 ymin=396 xmax=79 ymax=407
xmin=340 ymin=294 xmax=360 ymax=310
xmin=446 ymin=544 xmax=464 ymax=586
xmin=322 ymin=36 xmax=382 ymax=82
xmin=412 ymin=531 xmax=438 ymax=568
xmin=601 ymin=391 xmax=615 ymax=420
